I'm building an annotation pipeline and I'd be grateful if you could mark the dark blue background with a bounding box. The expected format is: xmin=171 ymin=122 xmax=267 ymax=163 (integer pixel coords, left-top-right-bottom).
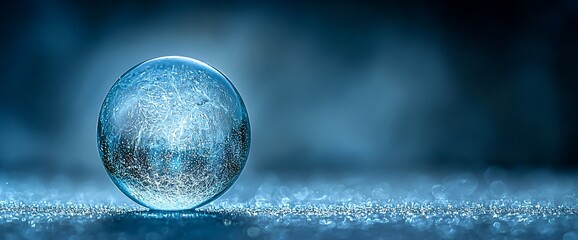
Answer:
xmin=1 ymin=0 xmax=577 ymax=180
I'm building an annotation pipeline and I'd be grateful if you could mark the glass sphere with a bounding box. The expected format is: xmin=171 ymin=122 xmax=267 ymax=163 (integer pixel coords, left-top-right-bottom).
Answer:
xmin=97 ymin=56 xmax=250 ymax=211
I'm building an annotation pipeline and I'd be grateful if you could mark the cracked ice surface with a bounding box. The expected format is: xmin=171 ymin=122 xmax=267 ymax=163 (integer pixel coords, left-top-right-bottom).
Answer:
xmin=98 ymin=56 xmax=250 ymax=211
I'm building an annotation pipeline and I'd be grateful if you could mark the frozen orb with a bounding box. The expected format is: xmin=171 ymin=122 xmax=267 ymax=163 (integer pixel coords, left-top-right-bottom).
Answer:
xmin=97 ymin=56 xmax=250 ymax=211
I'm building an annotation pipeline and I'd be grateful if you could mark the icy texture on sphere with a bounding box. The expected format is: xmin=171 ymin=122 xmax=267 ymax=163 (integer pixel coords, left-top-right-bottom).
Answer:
xmin=97 ymin=56 xmax=250 ymax=211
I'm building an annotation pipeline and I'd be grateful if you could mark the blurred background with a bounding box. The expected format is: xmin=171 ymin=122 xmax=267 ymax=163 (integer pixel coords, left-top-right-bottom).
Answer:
xmin=1 ymin=0 xmax=577 ymax=182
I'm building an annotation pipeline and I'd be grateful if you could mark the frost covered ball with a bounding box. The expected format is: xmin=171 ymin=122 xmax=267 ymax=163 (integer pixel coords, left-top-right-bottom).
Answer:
xmin=97 ymin=56 xmax=250 ymax=211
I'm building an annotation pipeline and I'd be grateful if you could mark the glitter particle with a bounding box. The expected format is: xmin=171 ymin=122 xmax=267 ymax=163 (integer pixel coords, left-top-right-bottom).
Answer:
xmin=2 ymin=174 xmax=578 ymax=239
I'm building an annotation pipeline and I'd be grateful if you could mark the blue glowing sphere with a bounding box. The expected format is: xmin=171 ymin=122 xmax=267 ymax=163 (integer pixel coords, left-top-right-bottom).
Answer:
xmin=97 ymin=56 xmax=250 ymax=210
